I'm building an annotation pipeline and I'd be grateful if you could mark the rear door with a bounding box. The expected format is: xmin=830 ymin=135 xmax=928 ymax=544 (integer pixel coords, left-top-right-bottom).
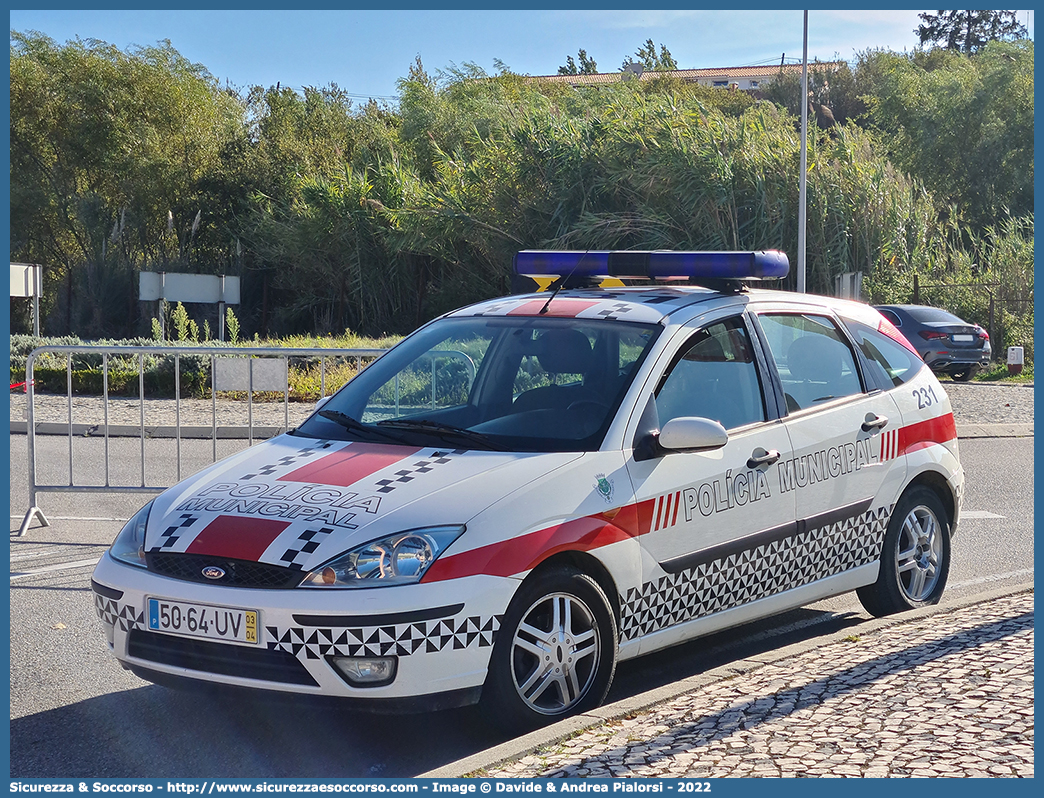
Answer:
xmin=751 ymin=306 xmax=908 ymax=583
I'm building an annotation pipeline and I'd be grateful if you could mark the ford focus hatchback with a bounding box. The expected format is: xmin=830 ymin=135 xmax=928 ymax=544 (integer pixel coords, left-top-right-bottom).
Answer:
xmin=92 ymin=251 xmax=963 ymax=731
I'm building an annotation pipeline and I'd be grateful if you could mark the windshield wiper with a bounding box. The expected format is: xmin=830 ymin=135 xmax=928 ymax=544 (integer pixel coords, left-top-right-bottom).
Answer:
xmin=375 ymin=419 xmax=504 ymax=450
xmin=318 ymin=409 xmax=408 ymax=443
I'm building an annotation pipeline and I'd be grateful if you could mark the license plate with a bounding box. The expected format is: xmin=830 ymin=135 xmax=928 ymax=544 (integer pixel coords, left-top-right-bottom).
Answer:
xmin=952 ymin=334 xmax=974 ymax=342
xmin=148 ymin=598 xmax=258 ymax=645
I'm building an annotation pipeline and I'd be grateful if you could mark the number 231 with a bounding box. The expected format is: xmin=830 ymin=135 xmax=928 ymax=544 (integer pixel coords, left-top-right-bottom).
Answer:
xmin=913 ymin=385 xmax=938 ymax=409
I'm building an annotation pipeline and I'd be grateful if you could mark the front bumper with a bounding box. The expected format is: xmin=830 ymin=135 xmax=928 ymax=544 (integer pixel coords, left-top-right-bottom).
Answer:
xmin=91 ymin=553 xmax=514 ymax=705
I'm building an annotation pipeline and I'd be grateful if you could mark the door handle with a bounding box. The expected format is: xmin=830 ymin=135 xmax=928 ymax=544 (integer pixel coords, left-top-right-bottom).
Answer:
xmin=861 ymin=413 xmax=889 ymax=432
xmin=747 ymin=448 xmax=781 ymax=468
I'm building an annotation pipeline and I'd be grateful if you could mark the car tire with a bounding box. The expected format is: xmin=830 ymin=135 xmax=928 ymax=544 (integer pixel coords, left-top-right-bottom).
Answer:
xmin=481 ymin=565 xmax=617 ymax=732
xmin=857 ymin=486 xmax=951 ymax=617
xmin=951 ymin=366 xmax=979 ymax=382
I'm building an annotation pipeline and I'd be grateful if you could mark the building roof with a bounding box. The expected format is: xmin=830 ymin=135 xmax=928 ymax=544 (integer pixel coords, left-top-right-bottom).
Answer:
xmin=531 ymin=62 xmax=846 ymax=87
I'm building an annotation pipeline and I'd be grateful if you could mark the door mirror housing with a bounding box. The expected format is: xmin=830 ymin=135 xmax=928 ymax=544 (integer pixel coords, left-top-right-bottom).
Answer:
xmin=315 ymin=395 xmax=332 ymax=412
xmin=659 ymin=416 xmax=729 ymax=452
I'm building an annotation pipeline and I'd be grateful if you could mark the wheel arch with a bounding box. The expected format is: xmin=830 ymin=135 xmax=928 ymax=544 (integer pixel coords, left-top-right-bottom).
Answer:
xmin=525 ymin=550 xmax=622 ymax=635
xmin=904 ymin=469 xmax=956 ymax=529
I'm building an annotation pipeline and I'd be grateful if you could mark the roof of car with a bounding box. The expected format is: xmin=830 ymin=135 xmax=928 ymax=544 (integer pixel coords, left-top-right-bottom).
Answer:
xmin=449 ymin=285 xmax=868 ymax=326
xmin=448 ymin=286 xmax=727 ymax=325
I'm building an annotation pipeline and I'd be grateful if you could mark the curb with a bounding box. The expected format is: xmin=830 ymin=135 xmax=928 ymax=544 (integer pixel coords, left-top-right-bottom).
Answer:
xmin=419 ymin=583 xmax=1034 ymax=779
xmin=9 ymin=421 xmax=1035 ymax=440
xmin=956 ymin=422 xmax=1033 ymax=438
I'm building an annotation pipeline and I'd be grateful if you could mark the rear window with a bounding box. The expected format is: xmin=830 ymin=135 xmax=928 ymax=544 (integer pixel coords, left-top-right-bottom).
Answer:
xmin=901 ymin=306 xmax=965 ymax=324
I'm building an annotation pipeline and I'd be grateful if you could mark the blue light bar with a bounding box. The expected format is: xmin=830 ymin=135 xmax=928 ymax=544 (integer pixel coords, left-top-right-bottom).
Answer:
xmin=514 ymin=250 xmax=790 ymax=280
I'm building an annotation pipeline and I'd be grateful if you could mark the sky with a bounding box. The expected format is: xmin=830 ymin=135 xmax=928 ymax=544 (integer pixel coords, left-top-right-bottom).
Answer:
xmin=9 ymin=8 xmax=1036 ymax=102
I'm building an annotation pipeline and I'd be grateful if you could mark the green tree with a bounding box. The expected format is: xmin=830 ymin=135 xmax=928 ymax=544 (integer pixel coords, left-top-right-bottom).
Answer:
xmin=864 ymin=39 xmax=1033 ymax=231
xmin=558 ymin=49 xmax=598 ymax=75
xmin=762 ymin=60 xmax=866 ymax=127
xmin=916 ymin=10 xmax=1028 ymax=53
xmin=623 ymin=40 xmax=678 ymax=72
xmin=10 ymin=31 xmax=244 ymax=337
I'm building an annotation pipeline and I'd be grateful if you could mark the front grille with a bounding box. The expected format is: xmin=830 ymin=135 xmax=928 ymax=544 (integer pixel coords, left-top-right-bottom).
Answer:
xmin=128 ymin=629 xmax=318 ymax=686
xmin=147 ymin=552 xmax=305 ymax=589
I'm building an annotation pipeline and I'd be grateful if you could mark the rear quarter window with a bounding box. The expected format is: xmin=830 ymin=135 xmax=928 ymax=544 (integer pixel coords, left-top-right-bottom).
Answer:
xmin=847 ymin=319 xmax=925 ymax=387
xmin=878 ymin=309 xmax=902 ymax=326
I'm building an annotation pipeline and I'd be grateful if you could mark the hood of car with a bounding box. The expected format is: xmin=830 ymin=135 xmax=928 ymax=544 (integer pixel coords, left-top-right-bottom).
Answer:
xmin=145 ymin=434 xmax=581 ymax=573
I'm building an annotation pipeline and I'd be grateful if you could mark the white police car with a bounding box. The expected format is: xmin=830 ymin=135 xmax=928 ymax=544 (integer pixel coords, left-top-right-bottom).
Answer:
xmin=92 ymin=251 xmax=963 ymax=731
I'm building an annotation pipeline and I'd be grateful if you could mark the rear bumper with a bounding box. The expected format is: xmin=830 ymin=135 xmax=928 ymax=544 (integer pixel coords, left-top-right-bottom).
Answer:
xmin=926 ymin=351 xmax=991 ymax=372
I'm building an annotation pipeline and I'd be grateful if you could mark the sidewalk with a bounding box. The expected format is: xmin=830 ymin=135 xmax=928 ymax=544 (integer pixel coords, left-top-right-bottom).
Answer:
xmin=425 ymin=587 xmax=1033 ymax=778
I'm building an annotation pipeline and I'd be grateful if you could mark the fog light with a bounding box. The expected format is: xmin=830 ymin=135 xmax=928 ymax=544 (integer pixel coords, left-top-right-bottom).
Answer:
xmin=329 ymin=656 xmax=397 ymax=687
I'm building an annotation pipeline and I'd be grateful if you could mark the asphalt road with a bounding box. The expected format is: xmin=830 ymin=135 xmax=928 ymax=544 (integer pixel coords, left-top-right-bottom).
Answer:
xmin=8 ymin=434 xmax=1034 ymax=778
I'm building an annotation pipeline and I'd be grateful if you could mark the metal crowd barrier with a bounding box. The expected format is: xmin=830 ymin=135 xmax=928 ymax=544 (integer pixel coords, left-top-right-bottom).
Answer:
xmin=16 ymin=344 xmax=387 ymax=536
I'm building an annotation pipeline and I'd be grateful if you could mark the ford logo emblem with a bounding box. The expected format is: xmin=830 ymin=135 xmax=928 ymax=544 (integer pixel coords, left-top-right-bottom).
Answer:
xmin=201 ymin=566 xmax=226 ymax=580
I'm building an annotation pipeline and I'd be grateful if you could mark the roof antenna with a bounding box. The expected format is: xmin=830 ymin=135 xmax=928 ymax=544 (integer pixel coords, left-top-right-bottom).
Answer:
xmin=539 ymin=251 xmax=587 ymax=314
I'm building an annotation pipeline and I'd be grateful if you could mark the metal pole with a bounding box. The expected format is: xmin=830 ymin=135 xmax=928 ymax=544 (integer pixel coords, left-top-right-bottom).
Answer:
xmin=139 ymin=354 xmax=146 ymax=487
xmin=211 ymin=354 xmax=218 ymax=463
xmin=66 ymin=354 xmax=73 ymax=486
xmin=103 ymin=354 xmax=110 ymax=487
xmin=32 ymin=264 xmax=41 ymax=337
xmin=19 ymin=350 xmax=49 ymax=535
xmin=988 ymin=289 xmax=996 ymax=361
xmin=175 ymin=354 xmax=182 ymax=482
xmin=797 ymin=10 xmax=809 ymax=294
xmin=248 ymin=357 xmax=254 ymax=447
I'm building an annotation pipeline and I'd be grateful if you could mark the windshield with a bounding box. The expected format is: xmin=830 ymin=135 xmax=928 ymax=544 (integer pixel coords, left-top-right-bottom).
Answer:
xmin=294 ymin=315 xmax=661 ymax=452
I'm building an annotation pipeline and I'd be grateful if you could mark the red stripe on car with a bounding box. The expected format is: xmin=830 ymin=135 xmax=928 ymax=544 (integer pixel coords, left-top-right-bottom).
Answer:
xmin=877 ymin=316 xmax=921 ymax=355
xmin=423 ymin=498 xmax=657 ymax=583
xmin=185 ymin=516 xmax=291 ymax=560
xmin=506 ymin=299 xmax=601 ymax=318
xmin=279 ymin=443 xmax=422 ymax=487
xmin=898 ymin=413 xmax=957 ymax=456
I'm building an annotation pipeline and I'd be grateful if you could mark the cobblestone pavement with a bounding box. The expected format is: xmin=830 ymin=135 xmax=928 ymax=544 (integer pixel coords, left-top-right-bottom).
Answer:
xmin=483 ymin=591 xmax=1033 ymax=778
xmin=8 ymin=379 xmax=1035 ymax=429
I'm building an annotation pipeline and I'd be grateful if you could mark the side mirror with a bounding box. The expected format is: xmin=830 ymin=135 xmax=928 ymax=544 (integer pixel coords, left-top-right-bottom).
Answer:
xmin=315 ymin=395 xmax=332 ymax=412
xmin=659 ymin=416 xmax=729 ymax=452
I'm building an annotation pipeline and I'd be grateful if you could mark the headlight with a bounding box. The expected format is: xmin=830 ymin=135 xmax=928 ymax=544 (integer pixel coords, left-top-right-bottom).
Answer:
xmin=299 ymin=525 xmax=465 ymax=588
xmin=109 ymin=501 xmax=153 ymax=568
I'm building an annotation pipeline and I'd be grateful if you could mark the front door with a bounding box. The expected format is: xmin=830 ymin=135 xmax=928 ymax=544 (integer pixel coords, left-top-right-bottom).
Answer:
xmin=623 ymin=314 xmax=795 ymax=651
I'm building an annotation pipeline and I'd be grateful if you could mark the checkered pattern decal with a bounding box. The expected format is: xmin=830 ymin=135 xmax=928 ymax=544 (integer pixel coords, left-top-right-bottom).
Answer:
xmin=266 ymin=614 xmax=502 ymax=659
xmin=373 ymin=449 xmax=468 ymax=494
xmin=620 ymin=505 xmax=890 ymax=640
xmin=279 ymin=526 xmax=334 ymax=569
xmin=95 ymin=595 xmax=145 ymax=632
xmin=157 ymin=513 xmax=203 ymax=550
xmin=594 ymin=302 xmax=635 ymax=321
xmin=240 ymin=440 xmax=335 ymax=480
xmin=94 ymin=592 xmax=501 ymax=661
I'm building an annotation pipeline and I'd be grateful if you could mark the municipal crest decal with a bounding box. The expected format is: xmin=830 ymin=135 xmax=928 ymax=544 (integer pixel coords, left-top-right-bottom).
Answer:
xmin=594 ymin=473 xmax=614 ymax=503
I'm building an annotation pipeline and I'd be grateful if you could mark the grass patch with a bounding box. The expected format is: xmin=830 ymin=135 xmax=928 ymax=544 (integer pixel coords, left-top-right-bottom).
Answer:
xmin=934 ymin=361 xmax=1034 ymax=385
xmin=974 ymin=361 xmax=1034 ymax=383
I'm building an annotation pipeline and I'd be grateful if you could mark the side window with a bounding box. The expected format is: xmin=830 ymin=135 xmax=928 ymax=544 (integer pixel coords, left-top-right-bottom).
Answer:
xmin=656 ymin=317 xmax=765 ymax=430
xmin=758 ymin=313 xmax=863 ymax=412
xmin=847 ymin=319 xmax=925 ymax=388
